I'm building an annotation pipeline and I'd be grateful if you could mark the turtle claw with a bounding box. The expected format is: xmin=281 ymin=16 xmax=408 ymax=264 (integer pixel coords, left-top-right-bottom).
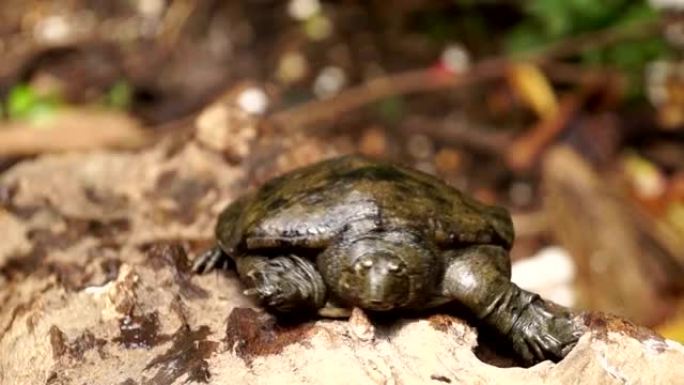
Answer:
xmin=243 ymin=288 xmax=260 ymax=296
xmin=510 ymin=299 xmax=583 ymax=365
xmin=244 ymin=285 xmax=286 ymax=307
xmin=193 ymin=246 xmax=232 ymax=274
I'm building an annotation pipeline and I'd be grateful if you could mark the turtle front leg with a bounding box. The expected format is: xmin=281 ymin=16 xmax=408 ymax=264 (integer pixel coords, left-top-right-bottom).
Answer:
xmin=440 ymin=245 xmax=583 ymax=364
xmin=237 ymin=254 xmax=327 ymax=314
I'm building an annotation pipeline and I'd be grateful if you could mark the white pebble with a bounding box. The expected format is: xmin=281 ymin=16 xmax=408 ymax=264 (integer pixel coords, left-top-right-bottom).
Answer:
xmin=313 ymin=66 xmax=347 ymax=99
xmin=511 ymin=246 xmax=576 ymax=307
xmin=237 ymin=87 xmax=269 ymax=115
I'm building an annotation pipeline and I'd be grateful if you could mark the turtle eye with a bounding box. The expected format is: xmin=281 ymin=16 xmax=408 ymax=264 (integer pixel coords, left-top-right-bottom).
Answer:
xmin=355 ymin=259 xmax=373 ymax=272
xmin=387 ymin=261 xmax=405 ymax=275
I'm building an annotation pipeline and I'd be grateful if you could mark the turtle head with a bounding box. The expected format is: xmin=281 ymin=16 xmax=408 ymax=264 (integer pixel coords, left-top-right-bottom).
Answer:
xmin=322 ymin=230 xmax=437 ymax=311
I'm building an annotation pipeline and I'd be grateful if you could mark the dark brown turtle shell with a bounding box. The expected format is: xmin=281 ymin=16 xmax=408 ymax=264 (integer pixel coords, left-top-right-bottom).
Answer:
xmin=215 ymin=155 xmax=513 ymax=258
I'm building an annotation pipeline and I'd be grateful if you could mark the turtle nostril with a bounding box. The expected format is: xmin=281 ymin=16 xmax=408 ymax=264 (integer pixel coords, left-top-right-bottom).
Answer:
xmin=369 ymin=300 xmax=390 ymax=309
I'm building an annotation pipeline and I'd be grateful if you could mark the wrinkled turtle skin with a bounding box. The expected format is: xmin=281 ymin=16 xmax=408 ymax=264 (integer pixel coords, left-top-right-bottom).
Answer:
xmin=194 ymin=155 xmax=583 ymax=364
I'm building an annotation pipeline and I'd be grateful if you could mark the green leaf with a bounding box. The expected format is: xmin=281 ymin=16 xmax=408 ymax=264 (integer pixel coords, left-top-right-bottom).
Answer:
xmin=106 ymin=80 xmax=133 ymax=110
xmin=5 ymin=83 xmax=63 ymax=123
xmin=506 ymin=22 xmax=552 ymax=53
xmin=7 ymin=84 xmax=40 ymax=119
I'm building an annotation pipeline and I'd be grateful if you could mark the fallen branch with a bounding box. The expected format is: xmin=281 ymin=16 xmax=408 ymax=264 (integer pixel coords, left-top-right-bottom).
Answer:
xmin=270 ymin=58 xmax=507 ymax=130
xmin=0 ymin=109 xmax=150 ymax=156
xmin=269 ymin=17 xmax=659 ymax=132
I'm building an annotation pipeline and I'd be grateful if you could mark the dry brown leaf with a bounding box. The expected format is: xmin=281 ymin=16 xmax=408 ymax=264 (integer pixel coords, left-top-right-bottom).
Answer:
xmin=508 ymin=62 xmax=558 ymax=119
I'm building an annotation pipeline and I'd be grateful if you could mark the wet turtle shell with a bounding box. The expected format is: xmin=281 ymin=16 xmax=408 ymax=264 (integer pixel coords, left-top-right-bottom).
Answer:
xmin=215 ymin=155 xmax=513 ymax=257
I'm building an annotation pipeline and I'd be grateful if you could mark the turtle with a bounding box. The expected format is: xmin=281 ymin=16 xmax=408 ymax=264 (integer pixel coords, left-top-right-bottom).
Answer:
xmin=193 ymin=155 xmax=582 ymax=364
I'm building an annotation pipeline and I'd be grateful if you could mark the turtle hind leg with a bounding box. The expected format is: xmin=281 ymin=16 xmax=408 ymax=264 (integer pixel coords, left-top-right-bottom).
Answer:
xmin=439 ymin=245 xmax=583 ymax=365
xmin=192 ymin=245 xmax=234 ymax=274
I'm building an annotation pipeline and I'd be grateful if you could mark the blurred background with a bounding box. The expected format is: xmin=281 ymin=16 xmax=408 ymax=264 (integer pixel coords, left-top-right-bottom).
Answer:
xmin=0 ymin=0 xmax=682 ymax=341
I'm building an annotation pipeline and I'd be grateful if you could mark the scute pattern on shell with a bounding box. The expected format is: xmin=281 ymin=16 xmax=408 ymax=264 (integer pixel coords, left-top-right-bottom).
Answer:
xmin=216 ymin=155 xmax=513 ymax=256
